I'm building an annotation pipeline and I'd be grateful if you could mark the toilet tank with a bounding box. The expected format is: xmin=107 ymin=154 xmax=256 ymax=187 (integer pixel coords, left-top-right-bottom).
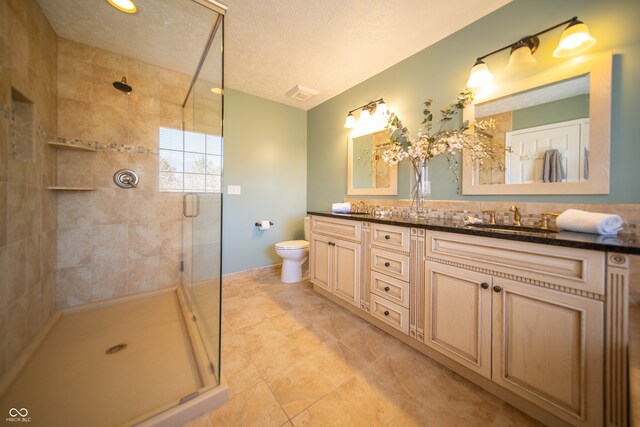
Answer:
xmin=304 ymin=216 xmax=311 ymax=241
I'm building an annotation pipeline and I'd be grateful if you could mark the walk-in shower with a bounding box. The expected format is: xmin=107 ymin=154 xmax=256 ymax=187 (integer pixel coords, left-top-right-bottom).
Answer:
xmin=0 ymin=0 xmax=227 ymax=425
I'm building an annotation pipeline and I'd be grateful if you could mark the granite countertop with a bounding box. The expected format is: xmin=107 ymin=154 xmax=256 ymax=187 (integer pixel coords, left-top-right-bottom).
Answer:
xmin=307 ymin=211 xmax=640 ymax=254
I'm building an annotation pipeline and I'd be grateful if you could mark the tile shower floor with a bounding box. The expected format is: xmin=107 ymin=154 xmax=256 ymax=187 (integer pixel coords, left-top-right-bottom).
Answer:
xmin=184 ymin=271 xmax=543 ymax=427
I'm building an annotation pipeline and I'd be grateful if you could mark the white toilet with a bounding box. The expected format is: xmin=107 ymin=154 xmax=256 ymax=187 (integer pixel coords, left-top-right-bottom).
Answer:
xmin=275 ymin=216 xmax=311 ymax=283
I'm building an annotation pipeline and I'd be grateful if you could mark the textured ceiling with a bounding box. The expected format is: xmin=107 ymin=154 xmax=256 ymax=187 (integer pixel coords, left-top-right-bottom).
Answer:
xmin=222 ymin=0 xmax=510 ymax=109
xmin=38 ymin=0 xmax=511 ymax=110
xmin=37 ymin=0 xmax=217 ymax=77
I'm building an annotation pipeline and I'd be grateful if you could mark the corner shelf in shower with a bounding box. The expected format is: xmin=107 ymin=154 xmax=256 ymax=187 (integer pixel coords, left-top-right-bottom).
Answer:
xmin=48 ymin=186 xmax=97 ymax=191
xmin=47 ymin=141 xmax=96 ymax=152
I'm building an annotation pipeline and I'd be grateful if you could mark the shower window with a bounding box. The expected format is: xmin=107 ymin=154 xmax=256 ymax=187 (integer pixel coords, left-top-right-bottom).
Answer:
xmin=158 ymin=126 xmax=222 ymax=193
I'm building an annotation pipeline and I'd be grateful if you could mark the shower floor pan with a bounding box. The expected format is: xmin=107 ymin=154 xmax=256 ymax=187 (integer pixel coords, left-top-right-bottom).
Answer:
xmin=0 ymin=287 xmax=227 ymax=427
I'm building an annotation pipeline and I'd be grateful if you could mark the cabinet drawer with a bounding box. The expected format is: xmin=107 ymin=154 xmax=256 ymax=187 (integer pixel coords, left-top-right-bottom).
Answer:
xmin=371 ymin=248 xmax=410 ymax=282
xmin=370 ymin=271 xmax=409 ymax=308
xmin=371 ymin=223 xmax=410 ymax=252
xmin=311 ymin=216 xmax=361 ymax=242
xmin=370 ymin=294 xmax=409 ymax=334
xmin=426 ymin=231 xmax=605 ymax=295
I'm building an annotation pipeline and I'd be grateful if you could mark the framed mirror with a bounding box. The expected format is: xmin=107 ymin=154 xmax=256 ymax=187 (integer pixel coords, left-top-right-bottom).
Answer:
xmin=348 ymin=128 xmax=398 ymax=195
xmin=462 ymin=52 xmax=612 ymax=195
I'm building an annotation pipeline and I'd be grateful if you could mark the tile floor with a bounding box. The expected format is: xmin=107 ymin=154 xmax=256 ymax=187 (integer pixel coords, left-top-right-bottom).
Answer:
xmin=184 ymin=270 xmax=543 ymax=427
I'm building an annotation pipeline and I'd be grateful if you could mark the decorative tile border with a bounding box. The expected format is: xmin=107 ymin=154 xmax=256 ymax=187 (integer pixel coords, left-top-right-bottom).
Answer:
xmin=344 ymin=198 xmax=639 ymax=230
xmin=49 ymin=137 xmax=158 ymax=155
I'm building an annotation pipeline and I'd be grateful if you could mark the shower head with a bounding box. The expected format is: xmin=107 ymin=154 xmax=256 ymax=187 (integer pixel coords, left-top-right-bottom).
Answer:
xmin=113 ymin=76 xmax=133 ymax=94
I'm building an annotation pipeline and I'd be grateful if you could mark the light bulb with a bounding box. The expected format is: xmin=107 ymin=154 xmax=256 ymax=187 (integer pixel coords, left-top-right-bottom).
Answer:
xmin=359 ymin=108 xmax=371 ymax=125
xmin=505 ymin=44 xmax=537 ymax=73
xmin=377 ymin=100 xmax=387 ymax=114
xmin=553 ymin=21 xmax=596 ymax=58
xmin=466 ymin=59 xmax=494 ymax=88
xmin=107 ymin=0 xmax=137 ymax=13
xmin=344 ymin=113 xmax=356 ymax=129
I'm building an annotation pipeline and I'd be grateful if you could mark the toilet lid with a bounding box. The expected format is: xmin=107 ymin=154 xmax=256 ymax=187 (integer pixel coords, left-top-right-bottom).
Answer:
xmin=275 ymin=240 xmax=309 ymax=250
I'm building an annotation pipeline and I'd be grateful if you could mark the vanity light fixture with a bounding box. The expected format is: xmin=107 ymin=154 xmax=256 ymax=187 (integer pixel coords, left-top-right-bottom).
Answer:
xmin=466 ymin=16 xmax=596 ymax=88
xmin=343 ymin=98 xmax=386 ymax=129
xmin=107 ymin=0 xmax=137 ymax=14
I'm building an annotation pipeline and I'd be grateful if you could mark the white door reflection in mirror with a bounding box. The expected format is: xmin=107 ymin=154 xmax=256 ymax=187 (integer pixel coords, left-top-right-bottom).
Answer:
xmin=475 ymin=74 xmax=589 ymax=186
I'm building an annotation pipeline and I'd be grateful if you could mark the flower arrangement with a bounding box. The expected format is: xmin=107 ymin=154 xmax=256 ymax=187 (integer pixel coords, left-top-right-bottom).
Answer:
xmin=378 ymin=90 xmax=501 ymax=205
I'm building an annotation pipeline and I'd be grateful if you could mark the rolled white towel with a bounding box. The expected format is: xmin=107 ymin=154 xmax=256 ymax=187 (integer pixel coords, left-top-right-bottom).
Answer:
xmin=556 ymin=209 xmax=623 ymax=235
xmin=331 ymin=202 xmax=351 ymax=213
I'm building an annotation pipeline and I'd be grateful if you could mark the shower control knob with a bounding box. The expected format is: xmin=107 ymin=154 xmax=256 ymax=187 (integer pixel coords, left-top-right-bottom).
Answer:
xmin=113 ymin=169 xmax=139 ymax=189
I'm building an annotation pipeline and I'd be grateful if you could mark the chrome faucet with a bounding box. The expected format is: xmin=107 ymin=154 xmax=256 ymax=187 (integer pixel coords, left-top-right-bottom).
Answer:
xmin=509 ymin=205 xmax=521 ymax=226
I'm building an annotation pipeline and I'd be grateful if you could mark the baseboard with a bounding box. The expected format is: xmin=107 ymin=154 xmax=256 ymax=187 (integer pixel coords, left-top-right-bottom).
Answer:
xmin=222 ymin=264 xmax=281 ymax=281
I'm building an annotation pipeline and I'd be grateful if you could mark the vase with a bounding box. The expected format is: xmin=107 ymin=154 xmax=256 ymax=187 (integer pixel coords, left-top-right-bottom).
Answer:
xmin=410 ymin=159 xmax=431 ymax=213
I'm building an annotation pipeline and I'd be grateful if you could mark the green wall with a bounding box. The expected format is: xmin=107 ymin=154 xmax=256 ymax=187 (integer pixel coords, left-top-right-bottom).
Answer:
xmin=223 ymin=89 xmax=307 ymax=274
xmin=307 ymin=0 xmax=640 ymax=209
xmin=512 ymin=94 xmax=589 ymax=130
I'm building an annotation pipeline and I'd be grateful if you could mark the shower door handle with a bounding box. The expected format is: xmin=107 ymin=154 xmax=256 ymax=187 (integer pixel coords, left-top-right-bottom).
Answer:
xmin=183 ymin=193 xmax=201 ymax=218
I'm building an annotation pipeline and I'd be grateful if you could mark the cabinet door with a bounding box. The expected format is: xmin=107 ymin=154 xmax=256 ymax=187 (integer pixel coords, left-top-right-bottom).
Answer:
xmin=424 ymin=262 xmax=492 ymax=378
xmin=310 ymin=234 xmax=331 ymax=291
xmin=332 ymin=239 xmax=361 ymax=307
xmin=492 ymin=277 xmax=603 ymax=427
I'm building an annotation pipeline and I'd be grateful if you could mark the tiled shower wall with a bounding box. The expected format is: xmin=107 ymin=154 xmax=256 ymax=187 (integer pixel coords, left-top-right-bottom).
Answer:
xmin=55 ymin=38 xmax=193 ymax=308
xmin=0 ymin=0 xmax=58 ymax=377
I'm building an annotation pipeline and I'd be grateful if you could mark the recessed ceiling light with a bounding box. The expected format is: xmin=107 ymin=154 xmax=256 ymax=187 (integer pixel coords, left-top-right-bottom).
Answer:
xmin=107 ymin=0 xmax=137 ymax=14
xmin=210 ymin=87 xmax=224 ymax=95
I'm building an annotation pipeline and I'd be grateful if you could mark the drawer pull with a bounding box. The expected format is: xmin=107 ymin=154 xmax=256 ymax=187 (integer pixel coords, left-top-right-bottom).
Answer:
xmin=384 ymin=235 xmax=391 ymax=240
xmin=493 ymin=286 xmax=503 ymax=293
xmin=383 ymin=310 xmax=390 ymax=316
xmin=384 ymin=286 xmax=390 ymax=292
xmin=480 ymin=282 xmax=489 ymax=289
xmin=384 ymin=262 xmax=391 ymax=267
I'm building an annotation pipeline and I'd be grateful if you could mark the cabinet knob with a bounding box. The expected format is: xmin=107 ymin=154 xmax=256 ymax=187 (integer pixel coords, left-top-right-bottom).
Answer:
xmin=480 ymin=282 xmax=489 ymax=289
xmin=384 ymin=286 xmax=390 ymax=292
xmin=383 ymin=310 xmax=390 ymax=316
xmin=384 ymin=235 xmax=391 ymax=240
xmin=493 ymin=286 xmax=503 ymax=293
xmin=384 ymin=262 xmax=390 ymax=267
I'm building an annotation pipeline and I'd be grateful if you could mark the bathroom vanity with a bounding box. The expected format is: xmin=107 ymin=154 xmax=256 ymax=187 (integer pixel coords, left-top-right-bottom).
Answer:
xmin=308 ymin=212 xmax=639 ymax=427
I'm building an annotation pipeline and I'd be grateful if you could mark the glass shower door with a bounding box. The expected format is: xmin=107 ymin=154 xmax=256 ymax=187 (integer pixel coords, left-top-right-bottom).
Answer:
xmin=182 ymin=11 xmax=224 ymax=385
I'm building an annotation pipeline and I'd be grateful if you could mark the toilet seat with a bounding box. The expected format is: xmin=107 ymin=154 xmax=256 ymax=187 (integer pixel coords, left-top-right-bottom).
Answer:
xmin=275 ymin=240 xmax=309 ymax=250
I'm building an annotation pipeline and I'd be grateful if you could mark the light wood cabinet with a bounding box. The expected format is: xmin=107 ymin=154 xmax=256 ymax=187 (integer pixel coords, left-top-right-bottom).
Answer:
xmin=310 ymin=217 xmax=361 ymax=307
xmin=424 ymin=262 xmax=492 ymax=378
xmin=310 ymin=233 xmax=331 ymax=291
xmin=492 ymin=277 xmax=603 ymax=427
xmin=332 ymin=239 xmax=361 ymax=306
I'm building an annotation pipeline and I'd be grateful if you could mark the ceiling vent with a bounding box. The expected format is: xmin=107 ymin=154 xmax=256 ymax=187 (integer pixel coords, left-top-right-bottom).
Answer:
xmin=285 ymin=85 xmax=319 ymax=102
